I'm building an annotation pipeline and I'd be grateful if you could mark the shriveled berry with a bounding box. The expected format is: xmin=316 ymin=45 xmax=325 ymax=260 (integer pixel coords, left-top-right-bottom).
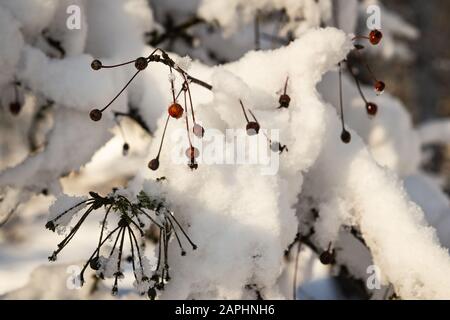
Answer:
xmin=246 ymin=122 xmax=260 ymax=136
xmin=279 ymin=94 xmax=291 ymax=108
xmin=341 ymin=130 xmax=351 ymax=144
xmin=148 ymin=158 xmax=160 ymax=171
xmin=90 ymin=109 xmax=102 ymax=121
xmin=366 ymin=102 xmax=378 ymax=116
xmin=91 ymin=59 xmax=102 ymax=70
xmin=168 ymin=103 xmax=184 ymax=119
xmin=369 ymin=29 xmax=383 ymax=45
xmin=135 ymin=57 xmax=148 ymax=70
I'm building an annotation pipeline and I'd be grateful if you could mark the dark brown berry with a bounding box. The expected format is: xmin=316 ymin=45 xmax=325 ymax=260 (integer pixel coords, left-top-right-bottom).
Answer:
xmin=122 ymin=143 xmax=130 ymax=156
xmin=148 ymin=158 xmax=160 ymax=171
xmin=366 ymin=102 xmax=378 ymax=116
xmin=90 ymin=109 xmax=102 ymax=121
xmin=369 ymin=29 xmax=383 ymax=45
xmin=168 ymin=103 xmax=183 ymax=119
xmin=9 ymin=102 xmax=21 ymax=115
xmin=193 ymin=124 xmax=205 ymax=138
xmin=90 ymin=257 xmax=101 ymax=270
xmin=279 ymin=94 xmax=291 ymax=108
xmin=341 ymin=130 xmax=351 ymax=144
xmin=135 ymin=57 xmax=148 ymax=70
xmin=319 ymin=250 xmax=335 ymax=265
xmin=91 ymin=59 xmax=102 ymax=70
xmin=374 ymin=81 xmax=385 ymax=95
xmin=246 ymin=122 xmax=260 ymax=136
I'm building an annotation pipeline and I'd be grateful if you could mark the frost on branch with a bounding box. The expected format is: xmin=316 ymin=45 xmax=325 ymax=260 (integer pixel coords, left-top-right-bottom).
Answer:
xmin=131 ymin=28 xmax=450 ymax=299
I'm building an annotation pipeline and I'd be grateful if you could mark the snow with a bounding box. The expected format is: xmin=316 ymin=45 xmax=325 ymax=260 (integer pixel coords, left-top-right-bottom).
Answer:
xmin=1 ymin=0 xmax=450 ymax=301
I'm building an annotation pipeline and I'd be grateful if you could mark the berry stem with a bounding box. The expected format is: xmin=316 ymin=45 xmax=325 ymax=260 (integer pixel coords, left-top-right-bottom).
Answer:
xmin=100 ymin=70 xmax=141 ymax=112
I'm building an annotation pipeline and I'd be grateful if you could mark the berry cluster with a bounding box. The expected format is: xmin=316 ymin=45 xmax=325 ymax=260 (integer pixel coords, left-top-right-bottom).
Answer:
xmin=338 ymin=29 xmax=386 ymax=144
xmin=46 ymin=187 xmax=196 ymax=299
xmin=89 ymin=48 xmax=209 ymax=172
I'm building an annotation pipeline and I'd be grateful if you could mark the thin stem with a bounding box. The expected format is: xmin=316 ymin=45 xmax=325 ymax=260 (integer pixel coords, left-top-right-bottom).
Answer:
xmin=239 ymin=100 xmax=250 ymax=123
xmin=128 ymin=225 xmax=146 ymax=276
xmin=96 ymin=204 xmax=112 ymax=258
xmin=346 ymin=61 xmax=368 ymax=104
xmin=127 ymin=227 xmax=138 ymax=280
xmin=184 ymin=90 xmax=193 ymax=147
xmin=167 ymin=210 xmax=197 ymax=250
xmin=169 ymin=67 xmax=176 ymax=102
xmin=79 ymin=225 xmax=121 ymax=284
xmin=156 ymin=115 xmax=171 ymax=159
xmin=100 ymin=70 xmax=141 ymax=112
xmin=293 ymin=241 xmax=301 ymax=300
xmin=338 ymin=62 xmax=346 ymax=130
xmin=51 ymin=199 xmax=93 ymax=223
xmin=100 ymin=59 xmax=137 ymax=69
xmin=166 ymin=217 xmax=186 ymax=255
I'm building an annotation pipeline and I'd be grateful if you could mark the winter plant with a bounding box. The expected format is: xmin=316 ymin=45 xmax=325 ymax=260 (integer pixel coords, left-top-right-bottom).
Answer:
xmin=1 ymin=0 xmax=450 ymax=300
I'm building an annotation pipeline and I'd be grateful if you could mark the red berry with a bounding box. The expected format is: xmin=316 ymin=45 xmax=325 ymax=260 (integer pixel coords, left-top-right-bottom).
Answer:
xmin=369 ymin=29 xmax=383 ymax=45
xmin=168 ymin=103 xmax=184 ymax=119
xmin=366 ymin=102 xmax=378 ymax=116
xmin=374 ymin=81 xmax=385 ymax=95
xmin=89 ymin=109 xmax=102 ymax=121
